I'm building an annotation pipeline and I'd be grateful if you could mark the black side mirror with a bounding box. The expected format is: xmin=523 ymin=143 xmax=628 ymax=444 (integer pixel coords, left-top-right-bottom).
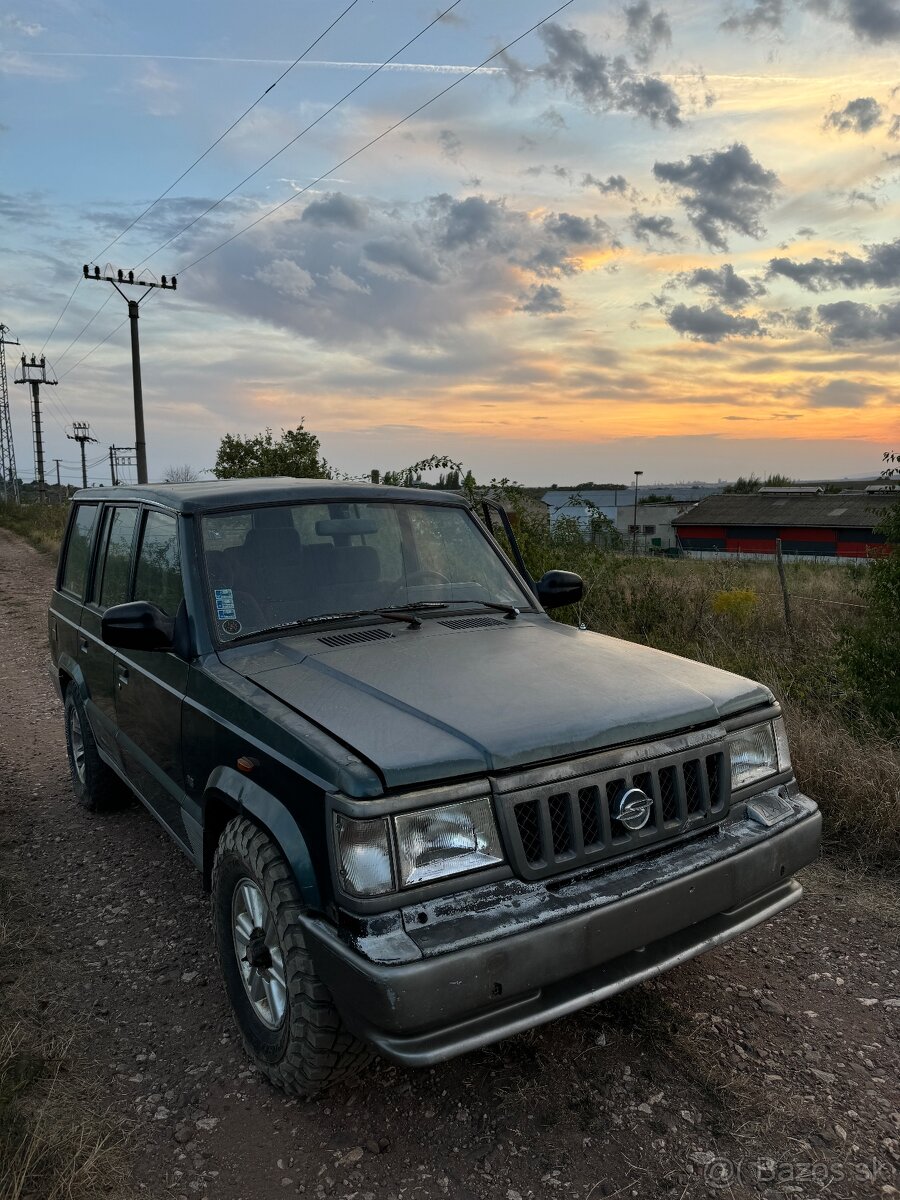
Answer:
xmin=537 ymin=569 xmax=584 ymax=610
xmin=102 ymin=601 xmax=175 ymax=652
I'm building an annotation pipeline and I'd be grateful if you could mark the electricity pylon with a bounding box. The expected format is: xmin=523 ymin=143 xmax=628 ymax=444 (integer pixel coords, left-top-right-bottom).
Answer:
xmin=14 ymin=354 xmax=57 ymax=504
xmin=0 ymin=324 xmax=21 ymax=503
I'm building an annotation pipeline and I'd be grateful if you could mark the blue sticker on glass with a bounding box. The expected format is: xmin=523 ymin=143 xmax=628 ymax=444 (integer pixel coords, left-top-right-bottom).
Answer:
xmin=214 ymin=588 xmax=236 ymax=620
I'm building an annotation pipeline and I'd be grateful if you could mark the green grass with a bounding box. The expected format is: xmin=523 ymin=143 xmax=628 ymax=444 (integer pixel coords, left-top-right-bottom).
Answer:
xmin=0 ymin=502 xmax=68 ymax=557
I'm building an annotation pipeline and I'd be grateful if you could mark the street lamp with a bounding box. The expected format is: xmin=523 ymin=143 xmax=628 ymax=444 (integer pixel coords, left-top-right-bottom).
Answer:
xmin=631 ymin=470 xmax=643 ymax=556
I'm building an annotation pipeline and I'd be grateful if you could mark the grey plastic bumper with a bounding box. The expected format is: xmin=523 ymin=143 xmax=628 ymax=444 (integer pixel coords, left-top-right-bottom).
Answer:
xmin=303 ymin=804 xmax=821 ymax=1066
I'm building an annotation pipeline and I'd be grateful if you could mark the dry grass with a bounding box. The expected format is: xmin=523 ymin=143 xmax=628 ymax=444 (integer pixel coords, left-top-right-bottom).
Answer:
xmin=0 ymin=503 xmax=68 ymax=557
xmin=786 ymin=708 xmax=900 ymax=869
xmin=0 ymin=879 xmax=132 ymax=1200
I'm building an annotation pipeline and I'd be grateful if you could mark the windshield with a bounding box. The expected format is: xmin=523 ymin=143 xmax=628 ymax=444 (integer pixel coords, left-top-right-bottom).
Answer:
xmin=202 ymin=500 xmax=532 ymax=640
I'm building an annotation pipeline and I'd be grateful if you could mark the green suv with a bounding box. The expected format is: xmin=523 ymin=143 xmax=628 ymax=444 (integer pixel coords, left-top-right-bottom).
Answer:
xmin=48 ymin=478 xmax=821 ymax=1094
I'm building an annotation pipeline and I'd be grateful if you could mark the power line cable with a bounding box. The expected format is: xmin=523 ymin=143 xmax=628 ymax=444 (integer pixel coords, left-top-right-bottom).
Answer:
xmin=41 ymin=276 xmax=82 ymax=353
xmin=92 ymin=0 xmax=363 ymax=262
xmin=52 ymin=294 xmax=113 ymax=369
xmin=176 ymin=0 xmax=574 ymax=277
xmin=39 ymin=2 xmax=362 ymax=361
xmin=58 ymin=289 xmax=157 ymax=381
xmin=136 ymin=0 xmax=465 ymax=269
xmin=60 ymin=2 xmax=574 ymax=378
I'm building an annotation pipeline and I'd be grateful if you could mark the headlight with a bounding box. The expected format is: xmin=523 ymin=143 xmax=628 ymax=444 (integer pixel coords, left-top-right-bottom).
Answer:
xmin=728 ymin=718 xmax=790 ymax=790
xmin=334 ymin=814 xmax=394 ymax=897
xmin=395 ymin=798 xmax=503 ymax=888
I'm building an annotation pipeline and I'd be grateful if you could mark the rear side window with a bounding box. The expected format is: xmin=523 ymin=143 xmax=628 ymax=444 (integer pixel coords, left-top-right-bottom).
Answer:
xmin=134 ymin=511 xmax=183 ymax=616
xmin=60 ymin=504 xmax=98 ymax=598
xmin=98 ymin=507 xmax=139 ymax=609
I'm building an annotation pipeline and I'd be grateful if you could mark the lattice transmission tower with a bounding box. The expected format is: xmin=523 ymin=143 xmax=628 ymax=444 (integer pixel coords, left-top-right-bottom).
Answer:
xmin=0 ymin=324 xmax=21 ymax=503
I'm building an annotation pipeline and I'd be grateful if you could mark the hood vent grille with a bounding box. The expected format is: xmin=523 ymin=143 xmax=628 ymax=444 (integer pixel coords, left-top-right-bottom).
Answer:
xmin=439 ymin=616 xmax=505 ymax=630
xmin=318 ymin=628 xmax=394 ymax=648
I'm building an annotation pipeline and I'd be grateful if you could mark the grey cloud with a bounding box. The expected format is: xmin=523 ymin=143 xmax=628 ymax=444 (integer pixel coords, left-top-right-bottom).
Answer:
xmin=666 ymin=303 xmax=764 ymax=341
xmin=889 ymin=113 xmax=900 ymax=137
xmin=721 ymin=0 xmax=785 ymax=32
xmin=629 ymin=211 xmax=680 ymax=242
xmin=808 ymin=378 xmax=878 ymax=406
xmin=0 ymin=190 xmax=49 ymax=222
xmin=438 ymin=129 xmax=462 ymax=161
xmin=505 ymin=22 xmax=683 ymax=127
xmin=817 ymin=299 xmax=900 ymax=341
xmin=624 ymin=1 xmax=672 ymax=64
xmin=543 ymin=212 xmax=607 ymax=243
xmin=767 ymin=237 xmax=900 ymax=289
xmin=805 ymin=0 xmax=900 ymax=42
xmin=363 ymin=238 xmax=442 ymax=283
xmin=823 ymin=96 xmax=884 ymax=133
xmin=184 ymin=189 xmax=612 ymax=347
xmin=674 ymin=263 xmax=765 ymax=307
xmin=653 ymin=143 xmax=779 ymax=250
xmin=518 ymin=284 xmax=566 ymax=314
xmin=583 ymin=173 xmax=630 ymax=194
xmin=300 ymin=192 xmax=367 ymax=230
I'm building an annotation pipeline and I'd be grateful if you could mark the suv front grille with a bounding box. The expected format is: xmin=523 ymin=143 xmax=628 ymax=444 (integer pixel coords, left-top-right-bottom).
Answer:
xmin=504 ymin=745 xmax=729 ymax=879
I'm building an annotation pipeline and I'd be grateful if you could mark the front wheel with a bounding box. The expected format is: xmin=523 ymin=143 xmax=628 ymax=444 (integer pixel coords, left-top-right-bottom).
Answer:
xmin=211 ymin=816 xmax=372 ymax=1095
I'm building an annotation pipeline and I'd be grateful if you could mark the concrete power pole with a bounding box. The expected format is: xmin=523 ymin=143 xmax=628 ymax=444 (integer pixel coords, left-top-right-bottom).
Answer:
xmin=67 ymin=421 xmax=98 ymax=490
xmin=14 ymin=354 xmax=57 ymax=504
xmin=82 ymin=265 xmax=177 ymax=484
xmin=0 ymin=324 xmax=21 ymax=503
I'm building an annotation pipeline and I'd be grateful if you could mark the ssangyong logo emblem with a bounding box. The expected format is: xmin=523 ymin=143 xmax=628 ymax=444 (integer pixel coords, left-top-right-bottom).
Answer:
xmin=615 ymin=787 xmax=653 ymax=831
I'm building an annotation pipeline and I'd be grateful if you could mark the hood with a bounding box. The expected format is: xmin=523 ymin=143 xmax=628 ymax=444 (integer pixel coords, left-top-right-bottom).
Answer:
xmin=219 ymin=616 xmax=771 ymax=790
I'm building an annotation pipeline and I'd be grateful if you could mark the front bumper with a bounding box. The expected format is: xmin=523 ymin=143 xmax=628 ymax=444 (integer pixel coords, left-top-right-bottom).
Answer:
xmin=302 ymin=792 xmax=821 ymax=1066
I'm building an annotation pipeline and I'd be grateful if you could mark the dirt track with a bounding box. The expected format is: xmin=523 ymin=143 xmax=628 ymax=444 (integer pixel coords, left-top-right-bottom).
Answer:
xmin=1 ymin=526 xmax=899 ymax=1200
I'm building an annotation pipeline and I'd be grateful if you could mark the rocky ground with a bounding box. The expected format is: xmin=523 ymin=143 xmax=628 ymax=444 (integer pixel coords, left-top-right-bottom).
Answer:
xmin=0 ymin=526 xmax=898 ymax=1200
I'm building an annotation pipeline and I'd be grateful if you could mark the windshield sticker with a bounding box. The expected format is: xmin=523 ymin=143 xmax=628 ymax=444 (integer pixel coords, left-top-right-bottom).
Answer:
xmin=214 ymin=588 xmax=236 ymax=620
xmin=221 ymin=618 xmax=242 ymax=636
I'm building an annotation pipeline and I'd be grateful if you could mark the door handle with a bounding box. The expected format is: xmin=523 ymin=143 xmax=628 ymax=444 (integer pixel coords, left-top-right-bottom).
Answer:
xmin=116 ymin=666 xmax=129 ymax=688
xmin=79 ymin=638 xmax=89 ymax=654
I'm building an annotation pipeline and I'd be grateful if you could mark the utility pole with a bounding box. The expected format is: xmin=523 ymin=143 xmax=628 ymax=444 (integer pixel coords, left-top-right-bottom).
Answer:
xmin=108 ymin=444 xmax=136 ymax=486
xmin=631 ymin=469 xmax=643 ymax=557
xmin=0 ymin=325 xmax=21 ymax=503
xmin=82 ymin=264 xmax=177 ymax=484
xmin=53 ymin=458 xmax=62 ymax=488
xmin=67 ymin=421 xmax=98 ymax=490
xmin=14 ymin=354 xmax=57 ymax=504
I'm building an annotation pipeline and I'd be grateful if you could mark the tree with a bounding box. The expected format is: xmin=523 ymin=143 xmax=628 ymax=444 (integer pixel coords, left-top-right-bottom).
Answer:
xmin=213 ymin=423 xmax=329 ymax=480
xmin=723 ymin=474 xmax=761 ymax=494
xmin=163 ymin=464 xmax=200 ymax=483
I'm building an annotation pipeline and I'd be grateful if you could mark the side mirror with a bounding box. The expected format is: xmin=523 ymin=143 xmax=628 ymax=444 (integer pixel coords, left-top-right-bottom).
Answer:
xmin=536 ymin=569 xmax=584 ymax=610
xmin=101 ymin=601 xmax=175 ymax=652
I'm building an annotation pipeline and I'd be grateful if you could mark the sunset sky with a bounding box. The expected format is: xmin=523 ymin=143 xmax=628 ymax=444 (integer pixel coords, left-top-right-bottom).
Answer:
xmin=2 ymin=0 xmax=899 ymax=486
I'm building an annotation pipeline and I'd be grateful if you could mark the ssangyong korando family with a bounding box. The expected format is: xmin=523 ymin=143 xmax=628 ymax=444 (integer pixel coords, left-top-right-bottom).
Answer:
xmin=48 ymin=478 xmax=820 ymax=1093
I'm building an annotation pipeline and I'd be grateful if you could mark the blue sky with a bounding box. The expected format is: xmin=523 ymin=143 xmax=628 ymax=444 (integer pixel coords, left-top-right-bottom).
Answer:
xmin=2 ymin=0 xmax=899 ymax=486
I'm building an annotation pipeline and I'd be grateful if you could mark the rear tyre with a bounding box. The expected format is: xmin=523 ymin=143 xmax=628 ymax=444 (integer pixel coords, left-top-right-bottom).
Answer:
xmin=63 ymin=687 xmax=126 ymax=811
xmin=212 ymin=815 xmax=372 ymax=1096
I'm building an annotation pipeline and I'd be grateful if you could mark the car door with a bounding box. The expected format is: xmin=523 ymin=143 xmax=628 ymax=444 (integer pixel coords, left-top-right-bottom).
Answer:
xmin=78 ymin=503 xmax=140 ymax=767
xmin=50 ymin=501 xmax=101 ymax=679
xmin=113 ymin=507 xmax=189 ymax=836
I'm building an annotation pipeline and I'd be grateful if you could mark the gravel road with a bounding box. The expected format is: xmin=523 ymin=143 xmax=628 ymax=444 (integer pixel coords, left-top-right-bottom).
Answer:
xmin=1 ymin=526 xmax=898 ymax=1200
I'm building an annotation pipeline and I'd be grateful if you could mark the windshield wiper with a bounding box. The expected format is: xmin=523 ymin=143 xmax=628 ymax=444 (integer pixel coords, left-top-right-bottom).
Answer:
xmin=388 ymin=599 xmax=523 ymax=619
xmin=240 ymin=607 xmax=424 ymax=641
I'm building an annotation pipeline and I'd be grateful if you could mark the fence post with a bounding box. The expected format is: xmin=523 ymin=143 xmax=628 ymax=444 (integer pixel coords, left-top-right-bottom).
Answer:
xmin=775 ymin=538 xmax=793 ymax=638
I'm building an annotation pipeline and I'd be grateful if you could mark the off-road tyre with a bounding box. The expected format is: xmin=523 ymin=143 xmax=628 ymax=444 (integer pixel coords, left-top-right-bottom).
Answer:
xmin=63 ymin=686 xmax=127 ymax=811
xmin=212 ymin=815 xmax=372 ymax=1096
